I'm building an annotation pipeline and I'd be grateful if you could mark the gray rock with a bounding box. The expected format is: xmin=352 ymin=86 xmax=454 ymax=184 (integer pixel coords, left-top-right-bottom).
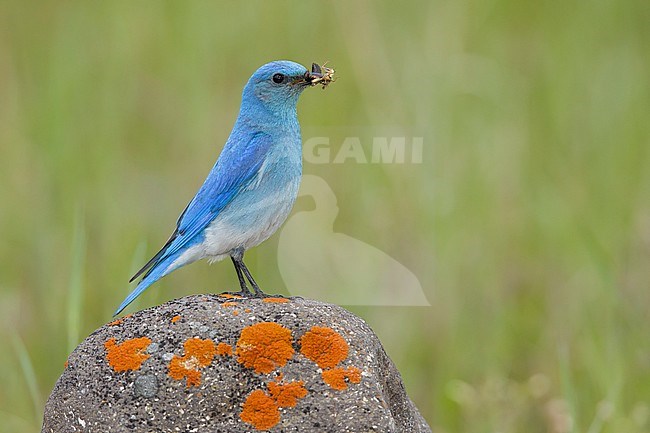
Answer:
xmin=133 ymin=374 xmax=158 ymax=399
xmin=42 ymin=295 xmax=431 ymax=433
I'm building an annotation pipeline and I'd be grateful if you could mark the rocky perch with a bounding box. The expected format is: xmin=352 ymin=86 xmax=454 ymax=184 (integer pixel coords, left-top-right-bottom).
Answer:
xmin=42 ymin=294 xmax=431 ymax=432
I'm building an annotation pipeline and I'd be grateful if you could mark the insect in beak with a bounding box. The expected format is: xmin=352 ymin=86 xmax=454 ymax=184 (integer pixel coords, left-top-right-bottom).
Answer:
xmin=306 ymin=62 xmax=335 ymax=89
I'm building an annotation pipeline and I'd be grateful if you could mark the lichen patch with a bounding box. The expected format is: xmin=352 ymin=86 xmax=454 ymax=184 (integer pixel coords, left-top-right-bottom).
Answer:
xmin=267 ymin=380 xmax=307 ymax=407
xmin=240 ymin=389 xmax=280 ymax=430
xmin=322 ymin=366 xmax=362 ymax=390
xmin=216 ymin=342 xmax=233 ymax=356
xmin=240 ymin=378 xmax=307 ymax=430
xmin=299 ymin=326 xmax=349 ymax=369
xmin=298 ymin=326 xmax=363 ymax=390
xmin=222 ymin=301 xmax=239 ymax=308
xmin=263 ymin=297 xmax=289 ymax=304
xmin=168 ymin=338 xmax=216 ymax=387
xmin=104 ymin=337 xmax=151 ymax=372
xmin=236 ymin=322 xmax=294 ymax=374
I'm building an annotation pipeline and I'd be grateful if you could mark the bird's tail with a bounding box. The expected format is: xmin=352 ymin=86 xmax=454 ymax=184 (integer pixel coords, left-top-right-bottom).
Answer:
xmin=113 ymin=252 xmax=182 ymax=317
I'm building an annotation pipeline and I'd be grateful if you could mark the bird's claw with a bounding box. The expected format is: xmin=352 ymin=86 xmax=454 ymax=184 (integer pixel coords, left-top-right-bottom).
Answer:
xmin=221 ymin=289 xmax=254 ymax=298
xmin=220 ymin=290 xmax=293 ymax=300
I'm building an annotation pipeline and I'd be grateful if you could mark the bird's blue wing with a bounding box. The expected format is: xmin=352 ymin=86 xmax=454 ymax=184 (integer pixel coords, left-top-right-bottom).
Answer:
xmin=172 ymin=131 xmax=273 ymax=253
xmin=135 ymin=131 xmax=273 ymax=279
xmin=115 ymin=132 xmax=273 ymax=315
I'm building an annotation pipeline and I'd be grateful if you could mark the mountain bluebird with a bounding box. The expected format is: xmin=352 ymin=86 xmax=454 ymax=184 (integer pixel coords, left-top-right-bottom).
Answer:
xmin=114 ymin=60 xmax=334 ymax=316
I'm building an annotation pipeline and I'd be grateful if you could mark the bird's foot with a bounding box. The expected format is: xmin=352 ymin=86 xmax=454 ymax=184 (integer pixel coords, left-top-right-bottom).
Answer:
xmin=250 ymin=285 xmax=266 ymax=298
xmin=220 ymin=286 xmax=295 ymax=300
xmin=248 ymin=283 xmax=276 ymax=298
xmin=220 ymin=289 xmax=254 ymax=298
xmin=250 ymin=289 xmax=296 ymax=300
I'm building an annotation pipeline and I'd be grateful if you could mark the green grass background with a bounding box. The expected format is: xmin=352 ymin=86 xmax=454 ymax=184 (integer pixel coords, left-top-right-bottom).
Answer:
xmin=0 ymin=1 xmax=648 ymax=432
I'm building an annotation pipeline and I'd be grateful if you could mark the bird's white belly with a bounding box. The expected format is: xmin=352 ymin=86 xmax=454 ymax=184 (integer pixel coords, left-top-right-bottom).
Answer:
xmin=201 ymin=179 xmax=299 ymax=262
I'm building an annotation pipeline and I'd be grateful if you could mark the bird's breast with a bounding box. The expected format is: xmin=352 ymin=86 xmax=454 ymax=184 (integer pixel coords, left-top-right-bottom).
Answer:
xmin=201 ymin=135 xmax=303 ymax=258
xmin=202 ymin=175 xmax=301 ymax=258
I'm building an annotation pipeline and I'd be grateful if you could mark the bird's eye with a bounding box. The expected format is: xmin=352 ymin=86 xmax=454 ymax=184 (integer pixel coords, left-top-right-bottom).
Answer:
xmin=272 ymin=73 xmax=285 ymax=84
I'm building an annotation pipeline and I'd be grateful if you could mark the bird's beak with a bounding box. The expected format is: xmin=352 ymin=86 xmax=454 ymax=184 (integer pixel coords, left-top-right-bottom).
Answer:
xmin=296 ymin=62 xmax=335 ymax=89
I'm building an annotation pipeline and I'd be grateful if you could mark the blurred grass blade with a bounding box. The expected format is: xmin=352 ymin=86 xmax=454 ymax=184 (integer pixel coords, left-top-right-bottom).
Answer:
xmin=10 ymin=333 xmax=41 ymax=424
xmin=67 ymin=207 xmax=86 ymax=352
xmin=125 ymin=239 xmax=148 ymax=310
xmin=558 ymin=343 xmax=578 ymax=433
xmin=129 ymin=239 xmax=148 ymax=278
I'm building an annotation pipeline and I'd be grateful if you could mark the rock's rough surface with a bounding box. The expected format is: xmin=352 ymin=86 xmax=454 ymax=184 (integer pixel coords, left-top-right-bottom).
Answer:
xmin=42 ymin=295 xmax=431 ymax=433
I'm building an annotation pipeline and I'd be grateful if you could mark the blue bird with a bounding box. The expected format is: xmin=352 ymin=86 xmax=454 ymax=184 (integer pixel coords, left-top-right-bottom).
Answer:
xmin=114 ymin=60 xmax=334 ymax=316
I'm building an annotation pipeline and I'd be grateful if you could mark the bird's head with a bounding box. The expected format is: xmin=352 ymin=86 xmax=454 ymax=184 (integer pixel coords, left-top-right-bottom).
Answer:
xmin=242 ymin=60 xmax=333 ymax=115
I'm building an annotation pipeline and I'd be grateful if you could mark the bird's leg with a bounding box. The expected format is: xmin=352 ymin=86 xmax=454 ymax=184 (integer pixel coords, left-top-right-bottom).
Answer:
xmin=238 ymin=259 xmax=265 ymax=297
xmin=231 ymin=247 xmax=265 ymax=297
xmin=230 ymin=257 xmax=252 ymax=297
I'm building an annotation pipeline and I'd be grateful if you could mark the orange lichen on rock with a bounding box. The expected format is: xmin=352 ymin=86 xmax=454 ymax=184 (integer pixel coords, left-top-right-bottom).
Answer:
xmin=108 ymin=318 xmax=123 ymax=326
xmin=64 ymin=360 xmax=69 ymax=369
xmin=222 ymin=301 xmax=239 ymax=308
xmin=216 ymin=342 xmax=233 ymax=356
xmin=299 ymin=327 xmax=362 ymax=391
xmin=171 ymin=315 xmax=181 ymax=323
xmin=263 ymin=297 xmax=289 ymax=304
xmin=220 ymin=293 xmax=243 ymax=299
xmin=322 ymin=366 xmax=362 ymax=390
xmin=240 ymin=389 xmax=280 ymax=430
xmin=299 ymin=326 xmax=348 ymax=369
xmin=267 ymin=380 xmax=308 ymax=407
xmin=345 ymin=366 xmax=361 ymax=383
xmin=240 ymin=378 xmax=308 ymax=430
xmin=233 ymin=310 xmax=239 ymax=316
xmin=244 ymin=308 xmax=251 ymax=313
xmin=168 ymin=338 xmax=216 ymax=387
xmin=104 ymin=337 xmax=151 ymax=372
xmin=236 ymin=322 xmax=294 ymax=374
